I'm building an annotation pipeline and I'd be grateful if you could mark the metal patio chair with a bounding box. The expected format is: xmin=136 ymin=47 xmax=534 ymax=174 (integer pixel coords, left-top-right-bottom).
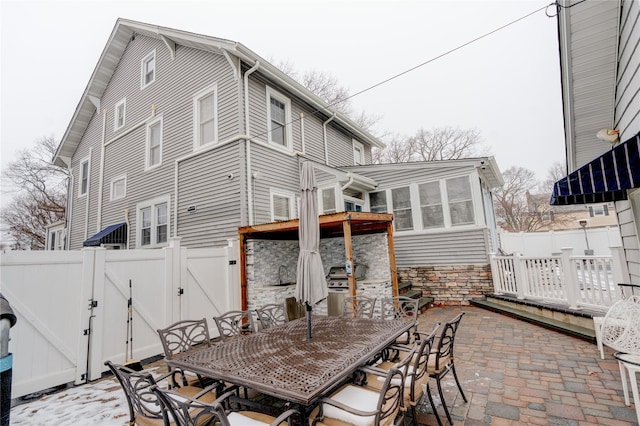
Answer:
xmin=380 ymin=296 xmax=420 ymax=345
xmin=105 ymin=360 xmax=217 ymax=426
xmin=426 ymin=312 xmax=467 ymax=425
xmin=310 ymin=366 xmax=405 ymax=426
xmin=342 ymin=295 xmax=377 ymax=318
xmin=255 ymin=303 xmax=289 ymax=330
xmin=365 ymin=322 xmax=441 ymax=425
xmin=157 ymin=318 xmax=216 ymax=388
xmin=152 ymin=387 xmax=299 ymax=426
xmin=213 ymin=310 xmax=256 ymax=341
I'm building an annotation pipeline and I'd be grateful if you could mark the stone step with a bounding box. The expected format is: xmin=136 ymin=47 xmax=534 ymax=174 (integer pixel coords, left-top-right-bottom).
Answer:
xmin=470 ymin=298 xmax=596 ymax=342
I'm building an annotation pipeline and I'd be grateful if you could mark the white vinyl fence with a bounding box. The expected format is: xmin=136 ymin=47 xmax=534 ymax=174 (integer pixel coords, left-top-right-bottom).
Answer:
xmin=499 ymin=227 xmax=622 ymax=257
xmin=490 ymin=246 xmax=631 ymax=311
xmin=0 ymin=238 xmax=239 ymax=398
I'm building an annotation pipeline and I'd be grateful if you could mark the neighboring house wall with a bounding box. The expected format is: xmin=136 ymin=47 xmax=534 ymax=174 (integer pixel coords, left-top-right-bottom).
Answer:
xmin=614 ymin=1 xmax=640 ymax=284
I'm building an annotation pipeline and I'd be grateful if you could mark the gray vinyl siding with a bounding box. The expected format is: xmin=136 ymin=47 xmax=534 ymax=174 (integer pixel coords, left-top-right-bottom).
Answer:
xmin=326 ymin=126 xmax=356 ymax=167
xmin=250 ymin=144 xmax=301 ymax=225
xmin=177 ymin=144 xmax=243 ymax=247
xmin=394 ymin=228 xmax=491 ymax=266
xmin=68 ymin=33 xmax=241 ymax=249
xmin=616 ymin=1 xmax=640 ymax=284
xmin=353 ymin=163 xmax=476 ymax=188
xmin=68 ymin=111 xmax=102 ymax=249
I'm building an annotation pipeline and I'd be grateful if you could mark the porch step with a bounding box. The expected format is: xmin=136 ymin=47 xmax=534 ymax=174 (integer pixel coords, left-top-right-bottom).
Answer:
xmin=418 ymin=296 xmax=434 ymax=312
xmin=470 ymin=298 xmax=597 ymax=342
xmin=402 ymin=289 xmax=422 ymax=300
xmin=398 ymin=282 xmax=412 ymax=293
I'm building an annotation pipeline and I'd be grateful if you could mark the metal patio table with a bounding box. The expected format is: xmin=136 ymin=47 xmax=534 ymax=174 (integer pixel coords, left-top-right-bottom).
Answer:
xmin=165 ymin=315 xmax=412 ymax=417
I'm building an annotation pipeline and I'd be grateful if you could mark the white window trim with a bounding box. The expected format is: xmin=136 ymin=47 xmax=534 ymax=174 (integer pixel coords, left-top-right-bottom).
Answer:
xmin=136 ymin=195 xmax=170 ymax=248
xmin=193 ymin=83 xmax=219 ymax=150
xmin=265 ymin=86 xmax=293 ymax=151
xmin=145 ymin=115 xmax=163 ymax=170
xmin=141 ymin=50 xmax=156 ymax=89
xmin=270 ymin=189 xmax=297 ymax=222
xmin=110 ymin=174 xmax=127 ymax=201
xmin=385 ymin=174 xmax=482 ymax=235
xmin=78 ymin=156 xmax=90 ymax=197
xmin=114 ymin=98 xmax=126 ymax=131
xmin=344 ymin=195 xmax=365 ymax=212
xmin=352 ymin=139 xmax=365 ymax=165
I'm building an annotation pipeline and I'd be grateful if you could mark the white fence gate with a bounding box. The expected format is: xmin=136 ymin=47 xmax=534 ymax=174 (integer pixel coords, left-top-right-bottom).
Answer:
xmin=0 ymin=238 xmax=238 ymax=397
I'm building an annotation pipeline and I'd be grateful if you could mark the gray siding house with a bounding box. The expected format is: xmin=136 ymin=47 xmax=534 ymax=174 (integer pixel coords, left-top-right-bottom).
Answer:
xmin=53 ymin=19 xmax=504 ymax=304
xmin=553 ymin=0 xmax=640 ymax=284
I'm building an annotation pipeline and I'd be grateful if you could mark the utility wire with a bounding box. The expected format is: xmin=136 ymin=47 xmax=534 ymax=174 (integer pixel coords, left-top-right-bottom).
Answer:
xmin=250 ymin=1 xmax=575 ymax=142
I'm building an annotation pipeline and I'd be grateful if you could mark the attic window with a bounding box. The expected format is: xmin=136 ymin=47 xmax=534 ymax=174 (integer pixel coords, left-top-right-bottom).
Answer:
xmin=141 ymin=50 xmax=156 ymax=89
xmin=114 ymin=98 xmax=126 ymax=130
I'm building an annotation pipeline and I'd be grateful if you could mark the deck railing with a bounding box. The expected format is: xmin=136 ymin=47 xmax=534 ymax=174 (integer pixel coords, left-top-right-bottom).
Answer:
xmin=489 ymin=246 xmax=630 ymax=310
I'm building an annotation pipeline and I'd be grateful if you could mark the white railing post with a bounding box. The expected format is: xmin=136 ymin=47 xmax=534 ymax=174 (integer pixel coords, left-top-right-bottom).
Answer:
xmin=513 ymin=253 xmax=527 ymax=299
xmin=561 ymin=247 xmax=580 ymax=309
xmin=488 ymin=252 xmax=502 ymax=294
xmin=610 ymin=245 xmax=630 ymax=287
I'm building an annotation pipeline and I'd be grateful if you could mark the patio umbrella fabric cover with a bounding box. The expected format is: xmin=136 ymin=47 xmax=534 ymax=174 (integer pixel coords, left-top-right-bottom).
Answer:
xmin=295 ymin=162 xmax=327 ymax=306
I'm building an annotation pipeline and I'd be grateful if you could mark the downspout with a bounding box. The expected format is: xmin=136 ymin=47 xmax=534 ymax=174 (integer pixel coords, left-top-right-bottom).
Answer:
xmin=84 ymin=147 xmax=93 ymax=241
xmin=96 ymin=109 xmax=107 ymax=232
xmin=124 ymin=208 xmax=130 ymax=250
xmin=341 ymin=173 xmax=354 ymax=191
xmin=611 ymin=1 xmax=621 ymax=130
xmin=244 ymin=61 xmax=260 ymax=225
xmin=299 ymin=112 xmax=306 ymax=154
xmin=323 ymin=113 xmax=336 ymax=165
xmin=65 ymin=174 xmax=73 ymax=250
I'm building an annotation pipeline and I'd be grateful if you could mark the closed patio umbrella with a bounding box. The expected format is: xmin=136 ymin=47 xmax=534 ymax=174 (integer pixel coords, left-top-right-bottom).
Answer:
xmin=295 ymin=161 xmax=327 ymax=339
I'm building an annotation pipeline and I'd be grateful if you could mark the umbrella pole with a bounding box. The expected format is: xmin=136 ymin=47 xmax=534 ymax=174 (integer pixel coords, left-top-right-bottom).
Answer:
xmin=305 ymin=302 xmax=312 ymax=340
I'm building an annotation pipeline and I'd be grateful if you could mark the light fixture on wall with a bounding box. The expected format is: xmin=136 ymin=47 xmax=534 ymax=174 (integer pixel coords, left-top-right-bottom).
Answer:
xmin=597 ymin=128 xmax=620 ymax=145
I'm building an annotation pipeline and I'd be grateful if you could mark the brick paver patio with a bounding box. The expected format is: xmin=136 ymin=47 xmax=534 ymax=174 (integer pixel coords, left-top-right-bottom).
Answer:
xmin=416 ymin=306 xmax=638 ymax=425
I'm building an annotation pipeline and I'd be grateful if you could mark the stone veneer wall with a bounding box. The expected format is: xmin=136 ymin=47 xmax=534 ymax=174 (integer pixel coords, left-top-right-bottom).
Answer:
xmin=398 ymin=264 xmax=493 ymax=306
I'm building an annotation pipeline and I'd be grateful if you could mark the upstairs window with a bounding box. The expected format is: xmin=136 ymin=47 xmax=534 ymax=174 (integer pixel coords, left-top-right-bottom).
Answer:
xmin=271 ymin=189 xmax=296 ymax=222
xmin=146 ymin=116 xmax=162 ymax=169
xmin=266 ymin=87 xmax=291 ymax=149
xmin=353 ymin=140 xmax=365 ymax=165
xmin=392 ymin=187 xmax=413 ymax=231
xmin=79 ymin=158 xmax=90 ymax=197
xmin=589 ymin=205 xmax=609 ymax=217
xmin=141 ymin=50 xmax=156 ymax=89
xmin=138 ymin=197 xmax=169 ymax=247
xmin=114 ymin=98 xmax=126 ymax=130
xmin=110 ymin=175 xmax=127 ymax=201
xmin=194 ymin=84 xmax=218 ymax=149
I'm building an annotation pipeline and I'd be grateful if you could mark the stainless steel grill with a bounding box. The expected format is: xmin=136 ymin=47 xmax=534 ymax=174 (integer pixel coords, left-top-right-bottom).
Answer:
xmin=326 ymin=264 xmax=366 ymax=289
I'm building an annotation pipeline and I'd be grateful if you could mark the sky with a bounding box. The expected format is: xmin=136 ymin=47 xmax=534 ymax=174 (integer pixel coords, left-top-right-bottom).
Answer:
xmin=0 ymin=0 xmax=566 ymax=194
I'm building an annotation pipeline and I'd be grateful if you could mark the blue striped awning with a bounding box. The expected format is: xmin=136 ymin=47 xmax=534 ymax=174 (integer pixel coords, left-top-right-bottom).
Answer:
xmin=83 ymin=223 xmax=127 ymax=247
xmin=550 ymin=132 xmax=640 ymax=205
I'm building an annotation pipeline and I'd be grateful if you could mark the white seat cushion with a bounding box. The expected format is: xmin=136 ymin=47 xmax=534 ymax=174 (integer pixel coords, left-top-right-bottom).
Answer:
xmin=227 ymin=411 xmax=270 ymax=426
xmin=322 ymin=385 xmax=379 ymax=426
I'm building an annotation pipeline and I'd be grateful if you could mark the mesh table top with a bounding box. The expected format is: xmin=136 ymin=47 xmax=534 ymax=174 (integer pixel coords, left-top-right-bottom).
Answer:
xmin=167 ymin=315 xmax=412 ymax=405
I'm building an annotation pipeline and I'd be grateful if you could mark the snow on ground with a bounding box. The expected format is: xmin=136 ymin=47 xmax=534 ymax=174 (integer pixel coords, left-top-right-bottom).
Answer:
xmin=9 ymin=366 xmax=166 ymax=425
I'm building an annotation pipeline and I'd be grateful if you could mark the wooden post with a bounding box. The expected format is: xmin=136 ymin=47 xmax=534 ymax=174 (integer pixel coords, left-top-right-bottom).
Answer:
xmin=239 ymin=235 xmax=248 ymax=311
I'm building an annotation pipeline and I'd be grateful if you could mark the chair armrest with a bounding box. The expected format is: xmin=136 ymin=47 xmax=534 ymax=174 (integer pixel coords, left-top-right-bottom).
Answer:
xmin=318 ymin=396 xmax=377 ymax=417
xmin=269 ymin=408 xmax=300 ymax=426
xmin=359 ymin=365 xmax=389 ymax=377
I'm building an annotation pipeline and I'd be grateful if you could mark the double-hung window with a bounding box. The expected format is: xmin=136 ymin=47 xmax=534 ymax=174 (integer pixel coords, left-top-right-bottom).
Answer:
xmin=79 ymin=157 xmax=90 ymax=197
xmin=194 ymin=84 xmax=218 ymax=149
xmin=369 ymin=191 xmax=388 ymax=213
xmin=321 ymin=188 xmax=337 ymax=214
xmin=110 ymin=175 xmax=127 ymax=201
xmin=419 ymin=181 xmax=444 ymax=229
xmin=271 ymin=190 xmax=296 ymax=222
xmin=446 ymin=176 xmax=474 ymax=226
xmin=392 ymin=187 xmax=413 ymax=231
xmin=138 ymin=197 xmax=169 ymax=247
xmin=266 ymin=87 xmax=291 ymax=149
xmin=114 ymin=98 xmax=126 ymax=130
xmin=353 ymin=140 xmax=365 ymax=165
xmin=146 ymin=116 xmax=162 ymax=169
xmin=141 ymin=50 xmax=156 ymax=89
